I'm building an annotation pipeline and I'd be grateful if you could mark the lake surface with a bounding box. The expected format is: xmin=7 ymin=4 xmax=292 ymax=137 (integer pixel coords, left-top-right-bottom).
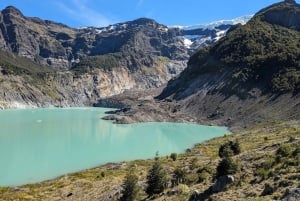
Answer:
xmin=0 ymin=107 xmax=228 ymax=186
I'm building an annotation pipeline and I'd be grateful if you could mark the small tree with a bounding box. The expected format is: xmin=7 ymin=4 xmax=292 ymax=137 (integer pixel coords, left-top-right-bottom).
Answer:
xmin=219 ymin=140 xmax=241 ymax=158
xmin=120 ymin=170 xmax=139 ymax=201
xmin=216 ymin=157 xmax=239 ymax=178
xmin=146 ymin=153 xmax=167 ymax=196
xmin=170 ymin=153 xmax=178 ymax=161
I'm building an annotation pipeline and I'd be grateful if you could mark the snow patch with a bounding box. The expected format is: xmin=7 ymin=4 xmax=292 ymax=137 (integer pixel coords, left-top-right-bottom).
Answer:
xmin=107 ymin=25 xmax=116 ymax=31
xmin=214 ymin=29 xmax=229 ymax=41
xmin=183 ymin=38 xmax=193 ymax=48
xmin=170 ymin=15 xmax=253 ymax=30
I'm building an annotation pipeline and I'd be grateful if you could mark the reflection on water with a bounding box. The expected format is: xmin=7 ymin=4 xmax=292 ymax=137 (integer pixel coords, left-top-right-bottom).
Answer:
xmin=0 ymin=107 xmax=228 ymax=186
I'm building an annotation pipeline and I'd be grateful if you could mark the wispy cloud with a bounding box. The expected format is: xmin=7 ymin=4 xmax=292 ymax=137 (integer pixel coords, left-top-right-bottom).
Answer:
xmin=137 ymin=0 xmax=145 ymax=7
xmin=54 ymin=0 xmax=112 ymax=27
xmin=136 ymin=0 xmax=146 ymax=9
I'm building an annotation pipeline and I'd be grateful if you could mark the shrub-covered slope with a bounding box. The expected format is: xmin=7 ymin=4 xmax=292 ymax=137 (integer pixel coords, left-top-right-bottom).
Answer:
xmin=158 ymin=1 xmax=300 ymax=128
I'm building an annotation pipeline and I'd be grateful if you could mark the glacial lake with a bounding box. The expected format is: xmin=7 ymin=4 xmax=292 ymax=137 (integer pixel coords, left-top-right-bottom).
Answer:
xmin=0 ymin=107 xmax=228 ymax=186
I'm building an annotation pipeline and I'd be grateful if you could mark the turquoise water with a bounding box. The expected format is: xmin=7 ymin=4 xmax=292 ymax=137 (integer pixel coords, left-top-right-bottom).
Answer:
xmin=0 ymin=107 xmax=228 ymax=186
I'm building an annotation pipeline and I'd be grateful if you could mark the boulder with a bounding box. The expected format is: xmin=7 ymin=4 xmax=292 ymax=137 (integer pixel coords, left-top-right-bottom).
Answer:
xmin=212 ymin=175 xmax=234 ymax=193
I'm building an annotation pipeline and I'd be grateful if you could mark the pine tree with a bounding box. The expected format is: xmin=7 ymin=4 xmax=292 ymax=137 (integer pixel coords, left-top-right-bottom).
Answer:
xmin=119 ymin=170 xmax=139 ymax=201
xmin=145 ymin=153 xmax=167 ymax=196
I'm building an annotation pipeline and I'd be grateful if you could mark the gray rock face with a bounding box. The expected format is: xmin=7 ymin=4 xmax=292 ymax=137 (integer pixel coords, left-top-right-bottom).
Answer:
xmin=281 ymin=188 xmax=300 ymax=201
xmin=257 ymin=1 xmax=300 ymax=31
xmin=0 ymin=6 xmax=40 ymax=58
xmin=0 ymin=7 xmax=189 ymax=70
xmin=212 ymin=175 xmax=234 ymax=193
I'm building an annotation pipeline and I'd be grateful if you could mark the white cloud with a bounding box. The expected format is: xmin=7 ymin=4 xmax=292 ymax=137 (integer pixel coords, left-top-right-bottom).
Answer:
xmin=54 ymin=0 xmax=111 ymax=27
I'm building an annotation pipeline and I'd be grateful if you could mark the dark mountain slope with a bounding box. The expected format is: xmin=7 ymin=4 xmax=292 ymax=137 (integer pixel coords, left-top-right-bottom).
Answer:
xmin=158 ymin=1 xmax=300 ymax=128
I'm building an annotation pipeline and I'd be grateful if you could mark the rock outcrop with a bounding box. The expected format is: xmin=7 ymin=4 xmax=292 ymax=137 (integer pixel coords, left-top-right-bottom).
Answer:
xmin=281 ymin=188 xmax=300 ymax=201
xmin=259 ymin=0 xmax=300 ymax=31
xmin=212 ymin=175 xmax=234 ymax=193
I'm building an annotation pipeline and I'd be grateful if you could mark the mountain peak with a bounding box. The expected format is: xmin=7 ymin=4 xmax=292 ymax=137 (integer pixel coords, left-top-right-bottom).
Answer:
xmin=285 ymin=0 xmax=296 ymax=4
xmin=256 ymin=0 xmax=300 ymax=30
xmin=2 ymin=6 xmax=24 ymax=16
xmin=130 ymin=18 xmax=159 ymax=26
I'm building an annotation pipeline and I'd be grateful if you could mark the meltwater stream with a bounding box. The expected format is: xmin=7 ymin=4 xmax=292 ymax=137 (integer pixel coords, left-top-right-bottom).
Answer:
xmin=0 ymin=107 xmax=228 ymax=186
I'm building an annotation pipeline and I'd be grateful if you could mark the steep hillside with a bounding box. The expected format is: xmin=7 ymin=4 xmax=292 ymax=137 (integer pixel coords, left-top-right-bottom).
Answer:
xmin=157 ymin=0 xmax=300 ymax=129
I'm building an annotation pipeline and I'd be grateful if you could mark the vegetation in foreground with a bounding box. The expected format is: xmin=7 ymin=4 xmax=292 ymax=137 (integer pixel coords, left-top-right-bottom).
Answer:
xmin=0 ymin=121 xmax=299 ymax=201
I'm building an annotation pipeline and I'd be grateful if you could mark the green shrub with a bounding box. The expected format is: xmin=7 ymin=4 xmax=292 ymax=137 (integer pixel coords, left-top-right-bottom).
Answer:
xmin=197 ymin=165 xmax=215 ymax=175
xmin=173 ymin=168 xmax=187 ymax=185
xmin=219 ymin=140 xmax=241 ymax=158
xmin=184 ymin=173 xmax=199 ymax=185
xmin=189 ymin=158 xmax=199 ymax=170
xmin=276 ymin=144 xmax=293 ymax=157
xmin=261 ymin=157 xmax=276 ymax=169
xmin=198 ymin=172 xmax=209 ymax=183
xmin=216 ymin=157 xmax=239 ymax=178
xmin=170 ymin=153 xmax=178 ymax=161
xmin=256 ymin=168 xmax=270 ymax=180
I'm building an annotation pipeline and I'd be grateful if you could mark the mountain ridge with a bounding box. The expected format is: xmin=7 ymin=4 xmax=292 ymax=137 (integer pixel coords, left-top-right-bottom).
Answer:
xmin=0 ymin=5 xmax=247 ymax=109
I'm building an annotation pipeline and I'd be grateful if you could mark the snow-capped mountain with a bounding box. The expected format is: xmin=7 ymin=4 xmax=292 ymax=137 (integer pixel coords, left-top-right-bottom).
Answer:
xmin=80 ymin=15 xmax=253 ymax=56
xmin=182 ymin=15 xmax=253 ymax=30
xmin=174 ymin=15 xmax=253 ymax=52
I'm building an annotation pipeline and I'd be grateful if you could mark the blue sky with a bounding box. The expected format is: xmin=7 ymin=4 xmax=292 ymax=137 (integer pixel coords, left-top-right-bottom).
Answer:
xmin=0 ymin=0 xmax=291 ymax=28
